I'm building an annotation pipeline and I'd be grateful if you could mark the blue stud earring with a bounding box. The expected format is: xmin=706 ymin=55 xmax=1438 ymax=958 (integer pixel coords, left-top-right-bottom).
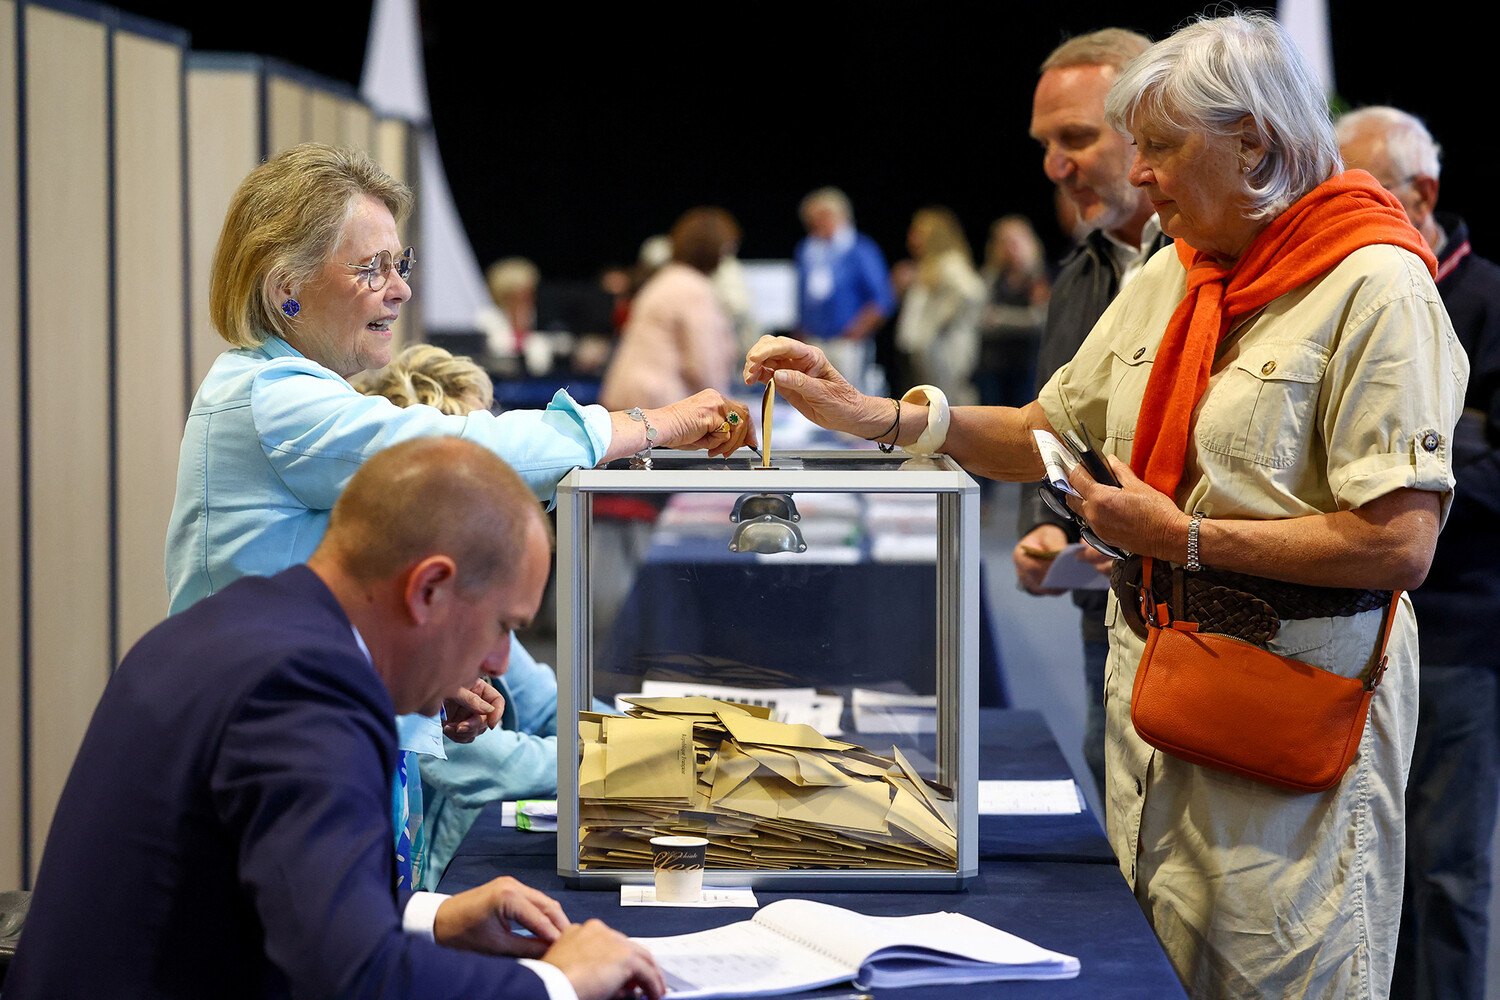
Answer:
xmin=281 ymin=298 xmax=300 ymax=318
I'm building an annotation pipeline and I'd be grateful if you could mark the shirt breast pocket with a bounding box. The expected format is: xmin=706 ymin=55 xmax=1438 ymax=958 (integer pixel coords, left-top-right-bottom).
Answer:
xmin=1105 ymin=344 xmax=1156 ymax=444
xmin=1197 ymin=341 xmax=1329 ymax=469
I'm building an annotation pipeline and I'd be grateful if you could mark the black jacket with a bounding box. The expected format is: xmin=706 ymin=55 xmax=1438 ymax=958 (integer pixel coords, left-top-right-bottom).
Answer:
xmin=1409 ymin=214 xmax=1500 ymax=667
xmin=1017 ymin=227 xmax=1171 ymax=633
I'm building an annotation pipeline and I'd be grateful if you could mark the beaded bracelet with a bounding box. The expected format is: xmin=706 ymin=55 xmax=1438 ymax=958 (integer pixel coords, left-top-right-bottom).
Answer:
xmin=869 ymin=398 xmax=901 ymax=453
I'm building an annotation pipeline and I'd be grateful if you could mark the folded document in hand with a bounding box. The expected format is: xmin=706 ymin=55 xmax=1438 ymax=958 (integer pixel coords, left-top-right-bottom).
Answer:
xmin=635 ymin=898 xmax=1080 ymax=998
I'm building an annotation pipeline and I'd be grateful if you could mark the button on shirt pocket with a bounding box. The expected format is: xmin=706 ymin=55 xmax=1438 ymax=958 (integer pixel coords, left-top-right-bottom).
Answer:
xmin=1197 ymin=341 xmax=1330 ymax=469
xmin=1106 ymin=344 xmax=1156 ymax=445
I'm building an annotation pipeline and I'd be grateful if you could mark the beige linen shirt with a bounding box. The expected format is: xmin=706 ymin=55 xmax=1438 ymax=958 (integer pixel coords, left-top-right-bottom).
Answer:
xmin=1039 ymin=242 xmax=1468 ymax=1000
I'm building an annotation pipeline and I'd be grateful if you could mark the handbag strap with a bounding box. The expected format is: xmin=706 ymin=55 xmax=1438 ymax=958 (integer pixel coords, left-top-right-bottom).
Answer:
xmin=1365 ymin=589 xmax=1402 ymax=692
xmin=1138 ymin=556 xmax=1402 ymax=692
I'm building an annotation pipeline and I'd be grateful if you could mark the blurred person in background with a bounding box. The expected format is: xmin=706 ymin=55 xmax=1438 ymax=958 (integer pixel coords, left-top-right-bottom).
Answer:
xmin=352 ymin=343 xmax=494 ymax=415
xmin=795 ymin=186 xmax=896 ymax=394
xmin=975 ymin=214 xmax=1051 ymax=409
xmin=599 ymin=207 xmax=743 ymax=411
xmin=477 ymin=256 xmax=540 ymax=360
xmin=892 ymin=206 xmax=987 ymax=404
xmin=595 ymin=207 xmax=747 ymax=658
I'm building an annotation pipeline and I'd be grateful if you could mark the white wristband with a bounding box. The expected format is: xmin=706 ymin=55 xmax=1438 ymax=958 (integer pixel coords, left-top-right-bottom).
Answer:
xmin=899 ymin=384 xmax=950 ymax=457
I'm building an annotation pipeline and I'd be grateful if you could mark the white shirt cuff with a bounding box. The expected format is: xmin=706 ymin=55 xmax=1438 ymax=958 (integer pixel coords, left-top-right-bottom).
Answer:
xmin=519 ymin=958 xmax=581 ymax=1000
xmin=402 ymin=894 xmax=577 ymax=1000
xmin=401 ymin=890 xmax=449 ymax=941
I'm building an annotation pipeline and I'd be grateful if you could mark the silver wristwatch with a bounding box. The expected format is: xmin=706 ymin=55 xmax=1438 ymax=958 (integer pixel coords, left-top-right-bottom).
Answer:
xmin=1186 ymin=511 xmax=1206 ymax=571
xmin=626 ymin=407 xmax=658 ymax=470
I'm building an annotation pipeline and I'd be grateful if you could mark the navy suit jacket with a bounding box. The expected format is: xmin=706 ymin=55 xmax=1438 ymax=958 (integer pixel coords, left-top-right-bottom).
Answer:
xmin=7 ymin=566 xmax=550 ymax=1000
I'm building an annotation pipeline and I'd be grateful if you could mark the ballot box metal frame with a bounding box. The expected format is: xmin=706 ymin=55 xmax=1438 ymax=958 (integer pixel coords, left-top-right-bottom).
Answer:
xmin=554 ymin=452 xmax=980 ymax=890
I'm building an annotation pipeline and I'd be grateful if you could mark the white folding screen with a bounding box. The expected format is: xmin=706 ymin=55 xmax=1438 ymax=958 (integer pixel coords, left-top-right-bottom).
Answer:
xmin=4 ymin=0 xmax=411 ymax=885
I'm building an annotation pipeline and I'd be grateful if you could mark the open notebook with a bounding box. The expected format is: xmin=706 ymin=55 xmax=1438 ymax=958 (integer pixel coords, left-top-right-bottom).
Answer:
xmin=633 ymin=898 xmax=1080 ymax=998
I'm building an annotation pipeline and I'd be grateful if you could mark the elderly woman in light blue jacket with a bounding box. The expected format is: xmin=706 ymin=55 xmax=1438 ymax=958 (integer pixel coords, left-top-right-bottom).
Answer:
xmin=166 ymin=143 xmax=752 ymax=892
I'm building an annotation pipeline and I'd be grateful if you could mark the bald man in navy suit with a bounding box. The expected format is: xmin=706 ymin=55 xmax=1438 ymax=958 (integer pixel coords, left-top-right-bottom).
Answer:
xmin=6 ymin=438 xmax=663 ymax=1000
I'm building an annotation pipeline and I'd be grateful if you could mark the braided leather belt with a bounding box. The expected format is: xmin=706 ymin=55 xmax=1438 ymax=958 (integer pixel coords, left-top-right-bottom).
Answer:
xmin=1110 ymin=554 xmax=1389 ymax=646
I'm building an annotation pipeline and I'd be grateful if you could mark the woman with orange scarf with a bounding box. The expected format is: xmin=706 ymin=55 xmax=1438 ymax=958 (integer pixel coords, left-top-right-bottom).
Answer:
xmin=743 ymin=13 xmax=1466 ymax=999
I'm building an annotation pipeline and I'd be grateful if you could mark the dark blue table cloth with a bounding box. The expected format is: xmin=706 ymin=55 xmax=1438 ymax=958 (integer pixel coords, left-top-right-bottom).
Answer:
xmin=434 ymin=711 xmax=1179 ymax=997
xmin=440 ymin=854 xmax=1183 ymax=999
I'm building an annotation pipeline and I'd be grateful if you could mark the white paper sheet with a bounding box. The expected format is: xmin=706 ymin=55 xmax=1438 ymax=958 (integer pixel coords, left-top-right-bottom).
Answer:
xmin=851 ymin=688 xmax=937 ymax=734
xmin=1032 ymin=429 xmax=1081 ymax=496
xmin=499 ymin=799 xmax=558 ymax=831
xmin=621 ymin=886 xmax=761 ymax=908
xmin=977 ymin=779 xmax=1084 ymax=815
xmin=1039 ymin=543 xmax=1112 ymax=590
xmin=623 ymin=680 xmax=845 ymax=736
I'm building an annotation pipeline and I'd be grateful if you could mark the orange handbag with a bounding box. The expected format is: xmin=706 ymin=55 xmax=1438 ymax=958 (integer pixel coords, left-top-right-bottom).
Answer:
xmin=1129 ymin=556 xmax=1401 ymax=793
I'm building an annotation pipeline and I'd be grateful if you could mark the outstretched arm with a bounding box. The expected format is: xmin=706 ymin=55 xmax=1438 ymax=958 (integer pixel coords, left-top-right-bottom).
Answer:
xmin=743 ymin=335 xmax=1051 ymax=481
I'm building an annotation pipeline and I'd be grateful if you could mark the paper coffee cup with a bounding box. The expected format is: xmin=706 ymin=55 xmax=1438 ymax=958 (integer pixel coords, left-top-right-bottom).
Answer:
xmin=650 ymin=836 xmax=708 ymax=903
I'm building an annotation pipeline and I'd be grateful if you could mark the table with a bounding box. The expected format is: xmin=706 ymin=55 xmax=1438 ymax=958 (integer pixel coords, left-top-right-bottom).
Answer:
xmin=439 ymin=711 xmax=1186 ymax=999
xmin=445 ymin=856 xmax=1183 ymax=999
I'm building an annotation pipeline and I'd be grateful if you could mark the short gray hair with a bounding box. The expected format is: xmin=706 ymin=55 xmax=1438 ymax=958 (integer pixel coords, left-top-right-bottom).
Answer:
xmin=1335 ymin=105 xmax=1442 ymax=181
xmin=1040 ymin=27 xmax=1152 ymax=75
xmin=799 ymin=187 xmax=853 ymax=226
xmin=1104 ymin=11 xmax=1341 ymax=221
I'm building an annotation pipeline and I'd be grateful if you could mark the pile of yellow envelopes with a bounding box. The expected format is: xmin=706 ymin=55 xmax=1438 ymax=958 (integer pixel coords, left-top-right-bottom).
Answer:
xmin=577 ymin=696 xmax=957 ymax=870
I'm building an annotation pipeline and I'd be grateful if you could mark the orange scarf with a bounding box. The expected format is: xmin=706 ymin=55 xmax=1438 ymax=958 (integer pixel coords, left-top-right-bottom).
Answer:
xmin=1129 ymin=169 xmax=1436 ymax=500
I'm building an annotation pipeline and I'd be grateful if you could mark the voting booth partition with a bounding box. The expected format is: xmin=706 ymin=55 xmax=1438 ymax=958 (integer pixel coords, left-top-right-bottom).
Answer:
xmin=0 ymin=0 xmax=416 ymax=887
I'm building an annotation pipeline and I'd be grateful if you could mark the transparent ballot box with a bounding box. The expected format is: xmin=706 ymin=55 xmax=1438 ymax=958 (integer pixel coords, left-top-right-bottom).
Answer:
xmin=555 ymin=452 xmax=980 ymax=890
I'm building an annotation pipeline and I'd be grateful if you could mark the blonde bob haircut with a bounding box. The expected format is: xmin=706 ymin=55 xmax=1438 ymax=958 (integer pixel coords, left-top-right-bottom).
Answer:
xmin=1104 ymin=12 xmax=1341 ymax=222
xmin=210 ymin=143 xmax=413 ymax=349
xmin=352 ymin=344 xmax=494 ymax=415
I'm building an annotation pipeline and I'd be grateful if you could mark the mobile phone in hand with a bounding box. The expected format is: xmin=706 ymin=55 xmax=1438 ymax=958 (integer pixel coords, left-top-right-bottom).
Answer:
xmin=1061 ymin=426 xmax=1121 ymax=488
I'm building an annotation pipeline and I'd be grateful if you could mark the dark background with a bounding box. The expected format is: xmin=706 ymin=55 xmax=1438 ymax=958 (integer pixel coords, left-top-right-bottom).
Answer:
xmin=111 ymin=1 xmax=1483 ymax=282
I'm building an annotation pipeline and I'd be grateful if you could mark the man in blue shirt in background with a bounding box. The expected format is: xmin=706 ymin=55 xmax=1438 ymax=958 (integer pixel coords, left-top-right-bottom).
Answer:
xmin=795 ymin=186 xmax=896 ymax=394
